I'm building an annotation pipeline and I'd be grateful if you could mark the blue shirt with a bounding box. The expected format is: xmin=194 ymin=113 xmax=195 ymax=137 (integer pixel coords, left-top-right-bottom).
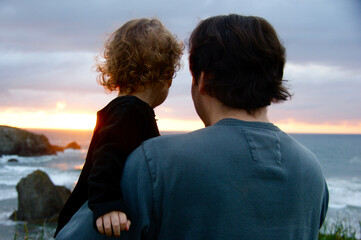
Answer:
xmin=121 ymin=119 xmax=328 ymax=240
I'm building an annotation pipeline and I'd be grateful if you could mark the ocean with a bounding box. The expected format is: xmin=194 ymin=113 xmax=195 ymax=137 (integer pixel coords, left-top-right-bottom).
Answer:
xmin=0 ymin=129 xmax=360 ymax=239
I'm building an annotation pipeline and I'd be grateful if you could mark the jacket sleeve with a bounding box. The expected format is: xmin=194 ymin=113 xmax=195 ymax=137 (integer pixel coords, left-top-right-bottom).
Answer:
xmin=118 ymin=144 xmax=155 ymax=240
xmin=87 ymin=105 xmax=156 ymax=228
xmin=319 ymin=180 xmax=329 ymax=229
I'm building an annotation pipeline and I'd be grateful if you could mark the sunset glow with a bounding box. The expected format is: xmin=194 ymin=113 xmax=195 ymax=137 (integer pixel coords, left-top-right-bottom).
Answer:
xmin=275 ymin=119 xmax=361 ymax=134
xmin=157 ymin=118 xmax=204 ymax=132
xmin=0 ymin=110 xmax=96 ymax=130
xmin=1 ymin=110 xmax=360 ymax=134
xmin=56 ymin=101 xmax=67 ymax=110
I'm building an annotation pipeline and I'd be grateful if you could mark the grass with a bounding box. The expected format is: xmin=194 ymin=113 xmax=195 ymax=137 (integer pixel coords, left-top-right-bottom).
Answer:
xmin=318 ymin=220 xmax=361 ymax=240
xmin=13 ymin=222 xmax=55 ymax=240
xmin=11 ymin=209 xmax=54 ymax=240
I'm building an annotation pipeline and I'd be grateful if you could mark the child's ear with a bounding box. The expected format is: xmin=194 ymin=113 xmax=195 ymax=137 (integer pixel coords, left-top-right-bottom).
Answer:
xmin=167 ymin=79 xmax=173 ymax=88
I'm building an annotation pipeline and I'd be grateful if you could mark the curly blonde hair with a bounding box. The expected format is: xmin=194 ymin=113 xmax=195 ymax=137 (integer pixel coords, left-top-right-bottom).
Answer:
xmin=96 ymin=18 xmax=183 ymax=93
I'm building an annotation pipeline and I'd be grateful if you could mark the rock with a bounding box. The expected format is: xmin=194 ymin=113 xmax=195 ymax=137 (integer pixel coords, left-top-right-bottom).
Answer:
xmin=0 ymin=125 xmax=56 ymax=156
xmin=0 ymin=126 xmax=81 ymax=157
xmin=8 ymin=158 xmax=19 ymax=163
xmin=9 ymin=170 xmax=71 ymax=223
xmin=65 ymin=141 xmax=81 ymax=150
xmin=55 ymin=185 xmax=72 ymax=203
xmin=51 ymin=145 xmax=65 ymax=152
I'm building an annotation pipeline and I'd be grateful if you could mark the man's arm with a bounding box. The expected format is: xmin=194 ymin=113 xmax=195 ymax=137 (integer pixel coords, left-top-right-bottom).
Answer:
xmin=120 ymin=144 xmax=155 ymax=240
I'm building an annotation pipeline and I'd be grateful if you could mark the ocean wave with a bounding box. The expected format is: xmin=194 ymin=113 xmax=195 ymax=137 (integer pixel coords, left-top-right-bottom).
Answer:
xmin=0 ymin=155 xmax=54 ymax=164
xmin=63 ymin=148 xmax=87 ymax=154
xmin=0 ymin=211 xmax=17 ymax=226
xmin=46 ymin=168 xmax=79 ymax=190
xmin=0 ymin=165 xmax=78 ymax=190
xmin=0 ymin=187 xmax=17 ymax=201
xmin=329 ymin=203 xmax=361 ymax=210
xmin=0 ymin=149 xmax=83 ymax=188
xmin=329 ymin=203 xmax=347 ymax=209
xmin=327 ymin=177 xmax=361 ymax=209
xmin=55 ymin=148 xmax=86 ymax=157
xmin=0 ymin=165 xmax=45 ymax=185
xmin=0 ymin=148 xmax=84 ymax=165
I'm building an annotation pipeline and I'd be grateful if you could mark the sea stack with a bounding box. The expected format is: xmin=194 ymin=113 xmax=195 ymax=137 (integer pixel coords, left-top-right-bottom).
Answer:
xmin=10 ymin=170 xmax=71 ymax=223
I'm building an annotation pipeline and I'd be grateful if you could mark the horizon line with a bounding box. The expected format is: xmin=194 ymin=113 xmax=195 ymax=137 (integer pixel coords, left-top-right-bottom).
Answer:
xmin=22 ymin=126 xmax=361 ymax=135
xmin=2 ymin=123 xmax=360 ymax=135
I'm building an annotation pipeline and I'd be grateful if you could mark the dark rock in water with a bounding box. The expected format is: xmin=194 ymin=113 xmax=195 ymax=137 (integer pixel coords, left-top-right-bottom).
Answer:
xmin=0 ymin=125 xmax=56 ymax=156
xmin=55 ymin=185 xmax=72 ymax=203
xmin=65 ymin=141 xmax=81 ymax=150
xmin=8 ymin=158 xmax=19 ymax=163
xmin=48 ymin=141 xmax=82 ymax=152
xmin=9 ymin=169 xmax=71 ymax=224
xmin=51 ymin=145 xmax=65 ymax=152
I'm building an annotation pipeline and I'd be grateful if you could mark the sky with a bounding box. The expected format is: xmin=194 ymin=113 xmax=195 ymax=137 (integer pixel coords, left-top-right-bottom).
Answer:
xmin=0 ymin=0 xmax=360 ymax=133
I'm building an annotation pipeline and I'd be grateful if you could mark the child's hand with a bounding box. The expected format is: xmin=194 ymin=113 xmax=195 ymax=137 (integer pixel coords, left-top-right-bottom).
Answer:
xmin=96 ymin=211 xmax=131 ymax=237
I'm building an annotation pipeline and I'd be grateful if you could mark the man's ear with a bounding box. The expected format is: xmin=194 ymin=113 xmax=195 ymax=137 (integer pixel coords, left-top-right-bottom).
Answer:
xmin=198 ymin=72 xmax=206 ymax=95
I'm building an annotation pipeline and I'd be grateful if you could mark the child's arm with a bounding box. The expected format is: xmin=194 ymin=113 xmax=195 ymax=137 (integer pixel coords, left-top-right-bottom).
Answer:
xmin=96 ymin=211 xmax=131 ymax=237
xmin=87 ymin=100 xmax=159 ymax=234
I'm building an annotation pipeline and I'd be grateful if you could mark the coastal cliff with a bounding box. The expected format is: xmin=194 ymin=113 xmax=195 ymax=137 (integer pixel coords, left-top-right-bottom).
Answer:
xmin=0 ymin=125 xmax=57 ymax=157
xmin=0 ymin=125 xmax=81 ymax=157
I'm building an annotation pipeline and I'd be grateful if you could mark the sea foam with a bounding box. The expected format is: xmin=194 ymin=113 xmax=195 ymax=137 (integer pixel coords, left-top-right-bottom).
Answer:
xmin=327 ymin=177 xmax=361 ymax=209
xmin=0 ymin=155 xmax=54 ymax=164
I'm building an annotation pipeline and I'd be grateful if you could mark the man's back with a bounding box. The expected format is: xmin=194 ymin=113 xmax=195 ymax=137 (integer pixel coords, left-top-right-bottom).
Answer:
xmin=121 ymin=118 xmax=328 ymax=240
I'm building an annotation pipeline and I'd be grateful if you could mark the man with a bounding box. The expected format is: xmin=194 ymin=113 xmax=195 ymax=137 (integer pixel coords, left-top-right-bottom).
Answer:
xmin=119 ymin=14 xmax=328 ymax=240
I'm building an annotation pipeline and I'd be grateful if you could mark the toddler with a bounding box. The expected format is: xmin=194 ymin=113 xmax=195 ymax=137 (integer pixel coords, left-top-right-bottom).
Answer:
xmin=54 ymin=18 xmax=183 ymax=237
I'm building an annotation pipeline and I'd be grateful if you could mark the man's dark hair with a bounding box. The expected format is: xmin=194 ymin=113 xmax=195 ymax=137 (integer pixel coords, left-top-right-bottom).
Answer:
xmin=189 ymin=14 xmax=291 ymax=114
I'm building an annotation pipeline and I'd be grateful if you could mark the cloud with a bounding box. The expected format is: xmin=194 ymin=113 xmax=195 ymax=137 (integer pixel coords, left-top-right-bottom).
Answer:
xmin=0 ymin=51 xmax=100 ymax=93
xmin=269 ymin=62 xmax=361 ymax=124
xmin=1 ymin=0 xmax=359 ymax=66
xmin=0 ymin=89 xmax=116 ymax=113
xmin=1 ymin=0 xmax=359 ymax=59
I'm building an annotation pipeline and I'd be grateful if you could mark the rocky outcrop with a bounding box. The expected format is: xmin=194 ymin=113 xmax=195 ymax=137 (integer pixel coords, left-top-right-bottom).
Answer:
xmin=8 ymin=158 xmax=19 ymax=163
xmin=49 ymin=141 xmax=82 ymax=152
xmin=0 ymin=125 xmax=82 ymax=157
xmin=10 ymin=170 xmax=71 ymax=223
xmin=65 ymin=141 xmax=81 ymax=150
xmin=0 ymin=125 xmax=56 ymax=157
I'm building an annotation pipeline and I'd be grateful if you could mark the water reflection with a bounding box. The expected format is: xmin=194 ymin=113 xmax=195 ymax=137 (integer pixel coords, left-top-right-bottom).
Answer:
xmin=52 ymin=163 xmax=70 ymax=170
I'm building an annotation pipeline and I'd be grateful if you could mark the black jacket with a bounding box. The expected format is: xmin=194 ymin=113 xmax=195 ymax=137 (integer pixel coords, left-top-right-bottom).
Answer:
xmin=54 ymin=96 xmax=160 ymax=236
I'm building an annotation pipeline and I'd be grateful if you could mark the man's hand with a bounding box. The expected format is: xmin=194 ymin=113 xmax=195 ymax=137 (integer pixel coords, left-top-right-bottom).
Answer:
xmin=96 ymin=211 xmax=131 ymax=237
